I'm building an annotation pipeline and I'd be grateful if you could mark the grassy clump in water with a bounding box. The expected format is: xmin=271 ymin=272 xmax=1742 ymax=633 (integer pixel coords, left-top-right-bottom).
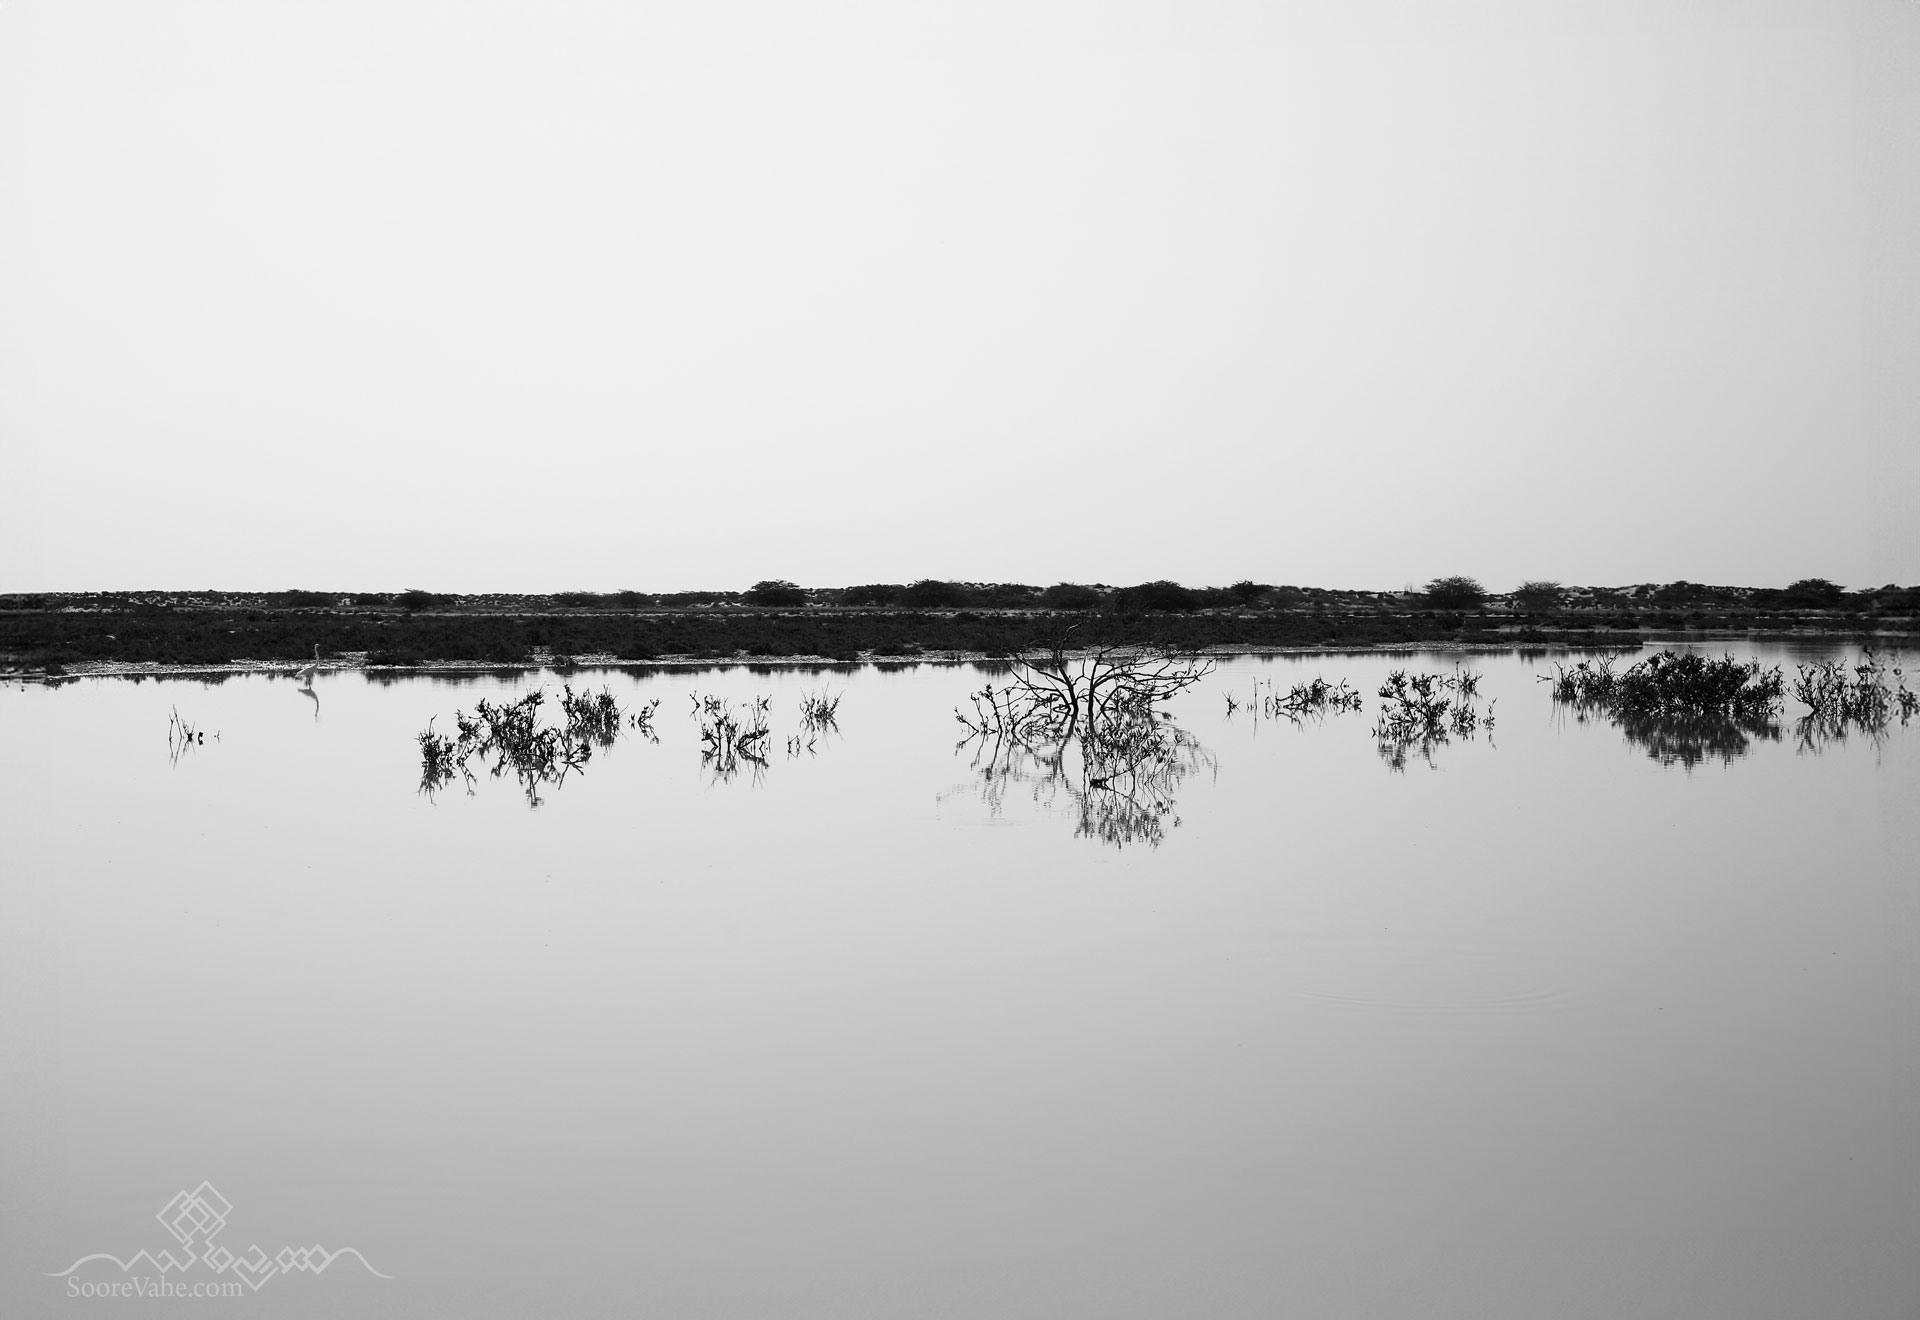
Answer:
xmin=1370 ymin=667 xmax=1495 ymax=770
xmin=1792 ymin=652 xmax=1918 ymax=724
xmin=1790 ymin=652 xmax=1918 ymax=752
xmin=417 ymin=684 xmax=629 ymax=805
xmin=797 ymin=688 xmax=842 ymax=728
xmin=690 ymin=692 xmax=773 ymax=783
xmin=1224 ymin=675 xmax=1364 ymax=721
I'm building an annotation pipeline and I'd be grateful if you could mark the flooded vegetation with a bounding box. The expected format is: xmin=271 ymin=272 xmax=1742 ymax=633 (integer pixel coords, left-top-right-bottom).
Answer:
xmin=692 ymin=692 xmax=774 ymax=785
xmin=1792 ymin=652 xmax=1919 ymax=725
xmin=417 ymin=684 xmax=630 ymax=806
xmin=1222 ymin=675 xmax=1364 ymax=720
xmin=787 ymin=688 xmax=843 ymax=757
xmin=416 ymin=684 xmax=849 ymax=799
xmin=948 ymin=715 xmax=1216 ymax=850
xmin=1544 ymin=652 xmax=1785 ymax=769
xmin=395 ymin=645 xmax=1920 ymax=812
xmin=1545 ymin=649 xmax=1916 ymax=767
xmin=164 ymin=705 xmax=216 ymax=765
xmin=1369 ymin=666 xmax=1497 ymax=771
xmin=949 ymin=641 xmax=1218 ymax=848
xmin=1545 ymin=650 xmax=1785 ymax=717
xmin=9 ymin=640 xmax=1919 ymax=1317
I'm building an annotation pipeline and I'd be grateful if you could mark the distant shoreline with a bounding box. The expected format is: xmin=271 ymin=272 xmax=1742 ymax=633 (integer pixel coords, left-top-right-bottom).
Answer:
xmin=7 ymin=640 xmax=1656 ymax=684
xmin=4 ymin=587 xmax=1912 ymax=681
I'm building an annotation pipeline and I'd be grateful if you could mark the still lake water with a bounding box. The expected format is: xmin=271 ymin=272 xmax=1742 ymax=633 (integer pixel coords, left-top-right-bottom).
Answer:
xmin=3 ymin=644 xmax=1915 ymax=1318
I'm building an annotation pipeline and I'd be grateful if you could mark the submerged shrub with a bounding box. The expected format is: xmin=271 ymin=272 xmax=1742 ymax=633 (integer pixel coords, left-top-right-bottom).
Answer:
xmin=1370 ymin=667 xmax=1495 ymax=771
xmin=1548 ymin=656 xmax=1621 ymax=704
xmin=951 ymin=643 xmax=1215 ymax=848
xmin=1548 ymin=651 xmax=1782 ymax=719
xmin=416 ymin=684 xmax=631 ymax=806
xmin=797 ymin=688 xmax=842 ymax=731
xmin=1613 ymin=652 xmax=1782 ymax=718
xmin=1792 ymin=652 xmax=1917 ymax=725
xmin=1225 ymin=675 xmax=1364 ymax=720
xmin=1545 ymin=650 xmax=1791 ymax=770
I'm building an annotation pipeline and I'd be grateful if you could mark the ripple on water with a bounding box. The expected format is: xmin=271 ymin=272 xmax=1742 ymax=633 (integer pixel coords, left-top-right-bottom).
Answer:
xmin=1293 ymin=940 xmax=1587 ymax=1022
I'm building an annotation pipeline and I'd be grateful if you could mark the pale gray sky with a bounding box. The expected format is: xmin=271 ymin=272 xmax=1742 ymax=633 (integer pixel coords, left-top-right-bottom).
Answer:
xmin=3 ymin=0 xmax=1914 ymax=593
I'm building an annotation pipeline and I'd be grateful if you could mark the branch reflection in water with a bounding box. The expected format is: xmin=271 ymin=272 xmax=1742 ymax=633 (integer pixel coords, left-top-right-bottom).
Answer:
xmin=1791 ymin=651 xmax=1918 ymax=757
xmin=786 ymin=688 xmax=842 ymax=760
xmin=1221 ymin=675 xmax=1364 ymax=724
xmin=1545 ymin=649 xmax=1918 ymax=769
xmin=417 ymin=685 xmax=646 ymax=807
xmin=692 ymin=692 xmax=772 ymax=787
xmin=1614 ymin=707 xmax=1781 ymax=769
xmin=946 ymin=638 xmax=1218 ymax=849
xmin=166 ymin=705 xmax=217 ymax=767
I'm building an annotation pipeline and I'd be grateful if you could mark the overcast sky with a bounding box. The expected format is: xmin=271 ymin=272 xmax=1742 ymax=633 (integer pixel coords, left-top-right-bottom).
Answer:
xmin=3 ymin=0 xmax=1915 ymax=594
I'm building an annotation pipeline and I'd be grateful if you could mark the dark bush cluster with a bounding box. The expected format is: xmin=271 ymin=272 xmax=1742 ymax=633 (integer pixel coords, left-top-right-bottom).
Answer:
xmin=279 ymin=589 xmax=336 ymax=608
xmin=742 ymin=580 xmax=808 ymax=607
xmin=1423 ymin=576 xmax=1486 ymax=610
xmin=898 ymin=579 xmax=972 ymax=609
xmin=1548 ymin=651 xmax=1783 ymax=718
xmin=1113 ymin=580 xmax=1199 ymax=613
xmin=1040 ymin=583 xmax=1102 ymax=610
xmin=1510 ymin=580 xmax=1564 ymax=612
xmin=1774 ymin=578 xmax=1846 ymax=609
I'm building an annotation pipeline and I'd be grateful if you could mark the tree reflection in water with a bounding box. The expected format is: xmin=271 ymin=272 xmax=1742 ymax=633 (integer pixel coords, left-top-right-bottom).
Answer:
xmin=1616 ymin=708 xmax=1781 ymax=769
xmin=1548 ymin=649 xmax=1918 ymax=769
xmin=949 ymin=720 xmax=1217 ymax=849
xmin=945 ymin=639 xmax=1217 ymax=848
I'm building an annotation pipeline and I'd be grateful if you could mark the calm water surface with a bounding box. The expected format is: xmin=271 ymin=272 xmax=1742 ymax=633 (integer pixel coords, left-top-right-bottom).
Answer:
xmin=3 ymin=645 xmax=1915 ymax=1318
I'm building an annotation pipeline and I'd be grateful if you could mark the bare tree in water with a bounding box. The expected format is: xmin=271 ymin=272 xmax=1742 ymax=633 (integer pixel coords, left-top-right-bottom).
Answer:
xmin=946 ymin=631 xmax=1216 ymax=848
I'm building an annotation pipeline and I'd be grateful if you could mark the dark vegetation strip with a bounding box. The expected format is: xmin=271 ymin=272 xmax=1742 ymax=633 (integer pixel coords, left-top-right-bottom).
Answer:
xmin=2 ymin=576 xmax=1914 ymax=671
